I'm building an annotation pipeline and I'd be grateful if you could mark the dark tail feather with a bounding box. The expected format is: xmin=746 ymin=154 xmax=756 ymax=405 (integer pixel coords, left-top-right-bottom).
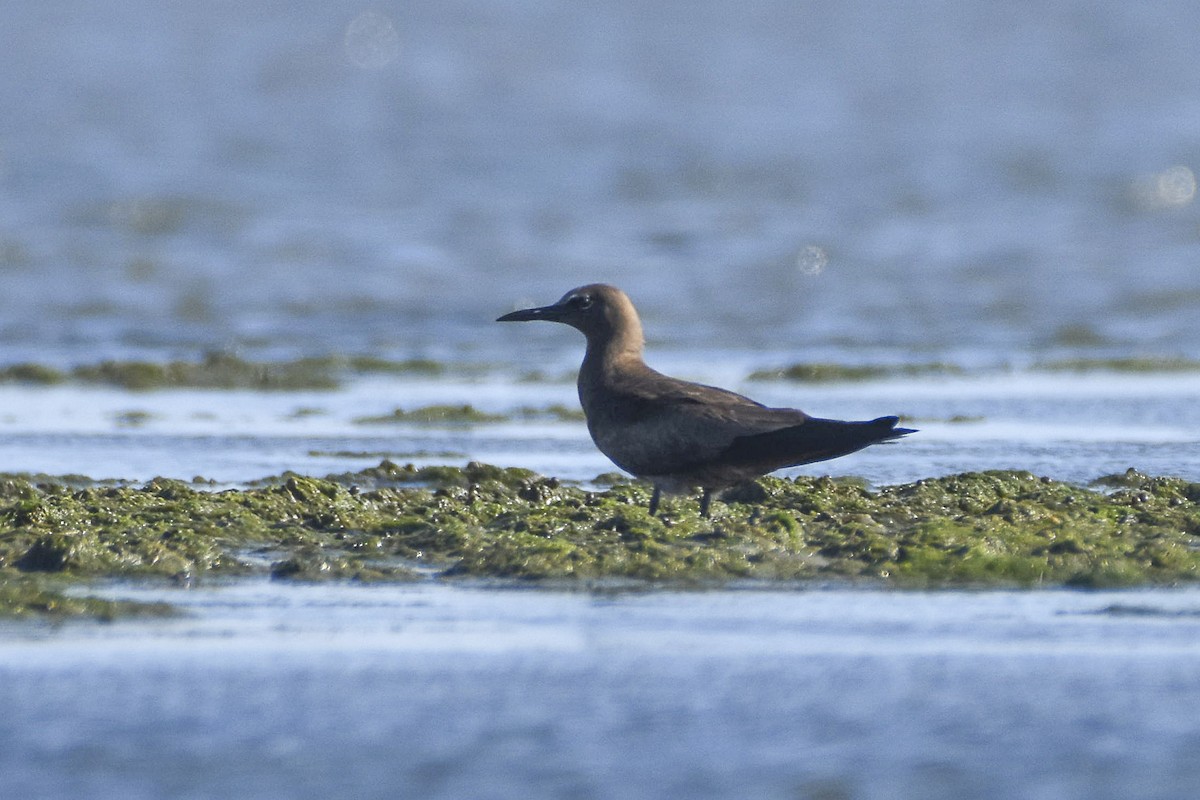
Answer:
xmin=875 ymin=415 xmax=918 ymax=441
xmin=720 ymin=415 xmax=915 ymax=470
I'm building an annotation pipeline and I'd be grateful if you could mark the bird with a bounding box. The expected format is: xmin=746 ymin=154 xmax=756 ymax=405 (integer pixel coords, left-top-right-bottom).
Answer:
xmin=497 ymin=284 xmax=915 ymax=517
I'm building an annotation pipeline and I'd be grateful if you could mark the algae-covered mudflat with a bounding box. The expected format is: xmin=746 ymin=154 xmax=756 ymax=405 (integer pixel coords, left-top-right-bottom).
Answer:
xmin=2 ymin=362 xmax=1200 ymax=618
xmin=4 ymin=459 xmax=1200 ymax=618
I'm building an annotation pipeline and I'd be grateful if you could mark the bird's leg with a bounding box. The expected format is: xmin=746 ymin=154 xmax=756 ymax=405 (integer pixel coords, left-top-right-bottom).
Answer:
xmin=699 ymin=489 xmax=712 ymax=518
xmin=648 ymin=485 xmax=661 ymax=516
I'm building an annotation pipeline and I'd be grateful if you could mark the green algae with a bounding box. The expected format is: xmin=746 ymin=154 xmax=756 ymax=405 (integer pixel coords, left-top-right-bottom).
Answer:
xmin=326 ymin=355 xmax=446 ymax=376
xmin=353 ymin=404 xmax=587 ymax=425
xmin=514 ymin=403 xmax=588 ymax=422
xmin=0 ymin=354 xmax=337 ymax=390
xmin=1033 ymin=356 xmax=1200 ymax=374
xmin=0 ymin=354 xmax=458 ymax=391
xmin=113 ymin=410 xmax=155 ymax=428
xmin=0 ymin=363 xmax=67 ymax=384
xmin=0 ymin=575 xmax=175 ymax=621
xmin=354 ymin=405 xmax=508 ymax=424
xmin=747 ymin=362 xmax=965 ymax=383
xmin=15 ymin=352 xmax=1193 ymax=396
xmin=3 ymin=462 xmax=1200 ymax=621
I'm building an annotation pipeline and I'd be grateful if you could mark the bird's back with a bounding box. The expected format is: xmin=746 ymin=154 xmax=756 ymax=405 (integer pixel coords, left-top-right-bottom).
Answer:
xmin=580 ymin=361 xmax=806 ymax=478
xmin=580 ymin=359 xmax=912 ymax=487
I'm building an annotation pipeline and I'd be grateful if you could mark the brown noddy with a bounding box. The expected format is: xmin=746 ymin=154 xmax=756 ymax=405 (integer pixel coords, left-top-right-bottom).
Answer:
xmin=498 ymin=283 xmax=915 ymax=517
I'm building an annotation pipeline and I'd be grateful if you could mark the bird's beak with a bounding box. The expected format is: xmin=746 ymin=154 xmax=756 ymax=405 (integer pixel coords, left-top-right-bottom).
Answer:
xmin=496 ymin=302 xmax=567 ymax=323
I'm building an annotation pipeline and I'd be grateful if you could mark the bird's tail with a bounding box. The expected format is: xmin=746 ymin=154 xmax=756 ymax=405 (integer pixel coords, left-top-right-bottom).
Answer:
xmin=722 ymin=415 xmax=915 ymax=470
xmin=872 ymin=415 xmax=918 ymax=441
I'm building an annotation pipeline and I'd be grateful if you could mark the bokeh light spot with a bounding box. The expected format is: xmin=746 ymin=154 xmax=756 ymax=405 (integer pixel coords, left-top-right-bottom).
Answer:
xmin=1133 ymin=165 xmax=1196 ymax=209
xmin=1156 ymin=165 xmax=1196 ymax=206
xmin=344 ymin=11 xmax=401 ymax=70
xmin=796 ymin=244 xmax=828 ymax=276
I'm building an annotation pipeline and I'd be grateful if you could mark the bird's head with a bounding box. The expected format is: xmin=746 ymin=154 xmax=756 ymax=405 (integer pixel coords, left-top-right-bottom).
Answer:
xmin=497 ymin=284 xmax=643 ymax=352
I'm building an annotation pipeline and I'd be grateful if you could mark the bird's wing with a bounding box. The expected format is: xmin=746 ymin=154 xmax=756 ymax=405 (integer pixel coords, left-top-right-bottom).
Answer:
xmin=717 ymin=416 xmax=913 ymax=471
xmin=589 ymin=374 xmax=808 ymax=477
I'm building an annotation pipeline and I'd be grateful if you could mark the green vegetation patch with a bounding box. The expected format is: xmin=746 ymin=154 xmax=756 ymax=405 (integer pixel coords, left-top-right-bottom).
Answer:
xmin=354 ymin=405 xmax=508 ymax=424
xmin=0 ymin=354 xmax=457 ymax=391
xmin=353 ymin=404 xmax=587 ymax=425
xmin=3 ymin=463 xmax=1200 ymax=619
xmin=514 ymin=403 xmax=587 ymax=422
xmin=0 ymin=575 xmax=175 ymax=621
xmin=72 ymin=353 xmax=342 ymax=391
xmin=1033 ymin=356 xmax=1200 ymax=374
xmin=747 ymin=362 xmax=964 ymax=383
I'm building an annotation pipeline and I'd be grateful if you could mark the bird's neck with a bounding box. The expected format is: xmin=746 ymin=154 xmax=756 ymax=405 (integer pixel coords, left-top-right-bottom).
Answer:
xmin=581 ymin=321 xmax=645 ymax=379
xmin=578 ymin=323 xmax=647 ymax=424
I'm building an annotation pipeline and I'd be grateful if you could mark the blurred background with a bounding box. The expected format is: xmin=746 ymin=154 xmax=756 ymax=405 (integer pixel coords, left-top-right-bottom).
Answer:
xmin=1 ymin=0 xmax=1197 ymax=371
xmin=4 ymin=11 xmax=1200 ymax=798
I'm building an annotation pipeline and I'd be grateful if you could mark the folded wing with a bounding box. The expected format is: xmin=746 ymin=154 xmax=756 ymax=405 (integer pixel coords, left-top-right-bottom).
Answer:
xmin=717 ymin=416 xmax=915 ymax=472
xmin=588 ymin=375 xmax=811 ymax=477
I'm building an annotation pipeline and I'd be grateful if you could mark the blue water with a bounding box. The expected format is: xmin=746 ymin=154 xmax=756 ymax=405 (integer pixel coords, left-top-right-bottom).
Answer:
xmin=0 ymin=0 xmax=1197 ymax=367
xmin=2 ymin=371 xmax=1199 ymax=486
xmin=4 ymin=583 xmax=1200 ymax=800
xmin=3 ymin=4 xmax=1200 ymax=798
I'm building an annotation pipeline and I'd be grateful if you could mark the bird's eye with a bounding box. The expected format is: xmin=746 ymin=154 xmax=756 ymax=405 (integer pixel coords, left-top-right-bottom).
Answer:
xmin=571 ymin=294 xmax=593 ymax=310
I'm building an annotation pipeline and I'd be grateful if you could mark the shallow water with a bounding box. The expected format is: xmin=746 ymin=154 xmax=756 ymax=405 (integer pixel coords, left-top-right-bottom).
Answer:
xmin=3 ymin=583 xmax=1200 ymax=800
xmin=1 ymin=369 xmax=1197 ymax=487
xmin=3 ymin=4 xmax=1200 ymax=798
xmin=1 ymin=1 xmax=1198 ymax=368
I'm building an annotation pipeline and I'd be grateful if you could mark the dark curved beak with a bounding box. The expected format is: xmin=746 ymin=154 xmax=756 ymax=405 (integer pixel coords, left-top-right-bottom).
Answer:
xmin=496 ymin=303 xmax=566 ymax=323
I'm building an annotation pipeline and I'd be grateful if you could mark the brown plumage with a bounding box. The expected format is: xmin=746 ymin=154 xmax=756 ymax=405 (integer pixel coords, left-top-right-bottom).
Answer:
xmin=498 ymin=283 xmax=914 ymax=517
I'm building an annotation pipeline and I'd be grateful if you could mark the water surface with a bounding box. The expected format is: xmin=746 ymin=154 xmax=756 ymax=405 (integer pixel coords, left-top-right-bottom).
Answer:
xmin=3 ymin=5 xmax=1199 ymax=798
xmin=0 ymin=1 xmax=1197 ymax=368
xmin=4 ymin=583 xmax=1200 ymax=800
